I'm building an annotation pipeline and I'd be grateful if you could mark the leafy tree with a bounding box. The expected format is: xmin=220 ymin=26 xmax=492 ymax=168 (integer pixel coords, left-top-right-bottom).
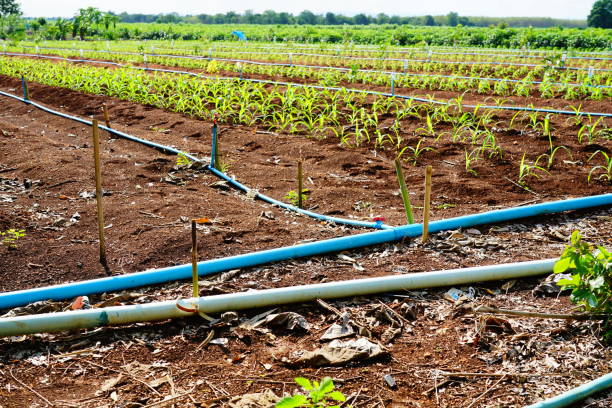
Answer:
xmin=0 ymin=0 xmax=22 ymax=39
xmin=298 ymin=10 xmax=317 ymax=25
xmin=53 ymin=17 xmax=69 ymax=40
xmin=73 ymin=7 xmax=103 ymax=39
xmin=447 ymin=11 xmax=459 ymax=27
xmin=0 ymin=0 xmax=20 ymax=18
xmin=588 ymin=0 xmax=612 ymax=28
xmin=325 ymin=12 xmax=337 ymax=25
xmin=423 ymin=15 xmax=435 ymax=26
xmin=102 ymin=13 xmax=119 ymax=31
xmin=354 ymin=13 xmax=370 ymax=25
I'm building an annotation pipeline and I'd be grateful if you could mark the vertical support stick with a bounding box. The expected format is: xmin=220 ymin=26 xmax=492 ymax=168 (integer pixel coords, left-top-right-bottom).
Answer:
xmin=211 ymin=123 xmax=220 ymax=169
xmin=102 ymin=103 xmax=111 ymax=128
xmin=394 ymin=159 xmax=414 ymax=225
xmin=422 ymin=165 xmax=432 ymax=243
xmin=21 ymin=76 xmax=29 ymax=102
xmin=92 ymin=120 xmax=110 ymax=274
xmin=391 ymin=74 xmax=395 ymax=96
xmin=191 ymin=220 xmax=199 ymax=298
xmin=297 ymin=160 xmax=304 ymax=209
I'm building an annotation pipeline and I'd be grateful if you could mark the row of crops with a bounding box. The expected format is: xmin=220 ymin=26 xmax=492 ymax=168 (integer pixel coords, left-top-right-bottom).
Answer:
xmin=1 ymin=55 xmax=610 ymax=186
xmin=4 ymin=41 xmax=612 ymax=100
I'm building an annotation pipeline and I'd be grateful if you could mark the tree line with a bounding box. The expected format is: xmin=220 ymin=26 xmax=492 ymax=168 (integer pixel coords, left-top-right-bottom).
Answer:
xmin=117 ymin=10 xmax=588 ymax=29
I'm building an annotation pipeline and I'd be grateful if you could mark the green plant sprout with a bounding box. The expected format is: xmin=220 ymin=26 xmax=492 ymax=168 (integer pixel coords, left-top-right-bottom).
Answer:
xmin=284 ymin=189 xmax=309 ymax=207
xmin=554 ymin=231 xmax=611 ymax=342
xmin=276 ymin=377 xmax=347 ymax=408
xmin=517 ymin=153 xmax=549 ymax=186
xmin=464 ymin=148 xmax=480 ymax=175
xmin=1 ymin=229 xmax=26 ymax=249
xmin=587 ymin=150 xmax=612 ymax=183
xmin=175 ymin=152 xmax=192 ymax=167
xmin=397 ymin=139 xmax=433 ymax=165
xmin=537 ymin=125 xmax=571 ymax=169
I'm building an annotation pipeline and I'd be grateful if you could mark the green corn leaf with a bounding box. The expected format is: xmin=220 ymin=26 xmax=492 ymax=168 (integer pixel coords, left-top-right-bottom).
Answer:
xmin=275 ymin=395 xmax=308 ymax=408
xmin=294 ymin=377 xmax=313 ymax=391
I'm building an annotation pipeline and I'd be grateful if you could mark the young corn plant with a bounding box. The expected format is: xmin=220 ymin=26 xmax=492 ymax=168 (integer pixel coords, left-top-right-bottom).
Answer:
xmin=415 ymin=114 xmax=436 ymax=138
xmin=538 ymin=124 xmax=571 ymax=169
xmin=578 ymin=117 xmax=606 ymax=144
xmin=397 ymin=139 xmax=434 ymax=166
xmin=464 ymin=148 xmax=480 ymax=175
xmin=517 ymin=153 xmax=549 ymax=187
xmin=587 ymin=150 xmax=612 ymax=184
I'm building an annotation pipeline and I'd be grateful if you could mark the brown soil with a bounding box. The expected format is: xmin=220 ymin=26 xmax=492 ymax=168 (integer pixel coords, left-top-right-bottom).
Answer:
xmin=0 ymin=75 xmax=610 ymax=407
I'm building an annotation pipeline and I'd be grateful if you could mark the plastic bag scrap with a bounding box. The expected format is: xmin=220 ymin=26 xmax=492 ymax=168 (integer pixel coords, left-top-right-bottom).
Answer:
xmin=288 ymin=337 xmax=387 ymax=367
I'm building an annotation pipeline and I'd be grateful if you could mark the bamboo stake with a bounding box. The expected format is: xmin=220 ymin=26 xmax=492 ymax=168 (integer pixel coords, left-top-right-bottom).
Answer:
xmin=92 ymin=120 xmax=110 ymax=275
xmin=394 ymin=158 xmax=414 ymax=224
xmin=422 ymin=165 xmax=432 ymax=243
xmin=297 ymin=160 xmax=304 ymax=209
xmin=191 ymin=220 xmax=199 ymax=298
xmin=102 ymin=103 xmax=111 ymax=128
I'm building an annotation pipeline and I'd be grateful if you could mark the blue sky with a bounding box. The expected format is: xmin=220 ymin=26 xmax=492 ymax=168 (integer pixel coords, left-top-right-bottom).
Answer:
xmin=20 ymin=0 xmax=595 ymax=19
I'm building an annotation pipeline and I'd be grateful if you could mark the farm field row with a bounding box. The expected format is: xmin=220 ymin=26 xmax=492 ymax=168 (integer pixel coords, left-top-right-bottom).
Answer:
xmin=5 ymin=44 xmax=612 ymax=100
xmin=13 ymin=40 xmax=612 ymax=66
xmin=1 ymin=56 xmax=610 ymax=192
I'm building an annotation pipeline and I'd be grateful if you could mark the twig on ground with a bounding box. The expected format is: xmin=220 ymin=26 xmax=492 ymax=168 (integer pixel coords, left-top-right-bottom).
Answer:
xmin=46 ymin=180 xmax=77 ymax=189
xmin=76 ymin=358 xmax=162 ymax=395
xmin=143 ymin=390 xmax=193 ymax=408
xmin=4 ymin=369 xmax=54 ymax=407
xmin=422 ymin=379 xmax=453 ymax=396
xmin=473 ymin=305 xmax=606 ymax=320
xmin=503 ymin=176 xmax=539 ymax=196
xmin=465 ymin=375 xmax=506 ymax=408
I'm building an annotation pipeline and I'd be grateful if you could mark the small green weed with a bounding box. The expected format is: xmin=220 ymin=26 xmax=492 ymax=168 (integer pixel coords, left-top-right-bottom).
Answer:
xmin=284 ymin=189 xmax=309 ymax=207
xmin=1 ymin=229 xmax=26 ymax=249
xmin=276 ymin=377 xmax=347 ymax=408
xmin=554 ymin=231 xmax=611 ymax=342
xmin=175 ymin=153 xmax=192 ymax=167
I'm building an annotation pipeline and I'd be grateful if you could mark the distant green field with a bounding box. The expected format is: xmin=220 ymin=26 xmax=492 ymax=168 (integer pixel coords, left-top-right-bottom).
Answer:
xmin=103 ymin=24 xmax=612 ymax=50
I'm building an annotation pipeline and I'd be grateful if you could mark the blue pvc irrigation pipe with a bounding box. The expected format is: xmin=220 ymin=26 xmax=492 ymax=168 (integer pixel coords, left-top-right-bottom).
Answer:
xmin=0 ymin=89 xmax=389 ymax=230
xmin=524 ymin=372 xmax=612 ymax=408
xmin=3 ymin=54 xmax=612 ymax=117
xmin=0 ymin=193 xmax=610 ymax=310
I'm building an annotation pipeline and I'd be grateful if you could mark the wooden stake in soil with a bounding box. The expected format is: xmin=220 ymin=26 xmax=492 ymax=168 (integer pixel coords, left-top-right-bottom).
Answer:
xmin=422 ymin=165 xmax=432 ymax=243
xmin=102 ymin=103 xmax=111 ymax=129
xmin=297 ymin=159 xmax=304 ymax=209
xmin=394 ymin=158 xmax=414 ymax=224
xmin=191 ymin=219 xmax=199 ymax=298
xmin=92 ymin=120 xmax=110 ymax=275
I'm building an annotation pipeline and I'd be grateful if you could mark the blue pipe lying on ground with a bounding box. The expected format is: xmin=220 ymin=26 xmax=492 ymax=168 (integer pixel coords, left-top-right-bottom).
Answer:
xmin=0 ymin=193 xmax=610 ymax=310
xmin=524 ymin=372 xmax=612 ymax=408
